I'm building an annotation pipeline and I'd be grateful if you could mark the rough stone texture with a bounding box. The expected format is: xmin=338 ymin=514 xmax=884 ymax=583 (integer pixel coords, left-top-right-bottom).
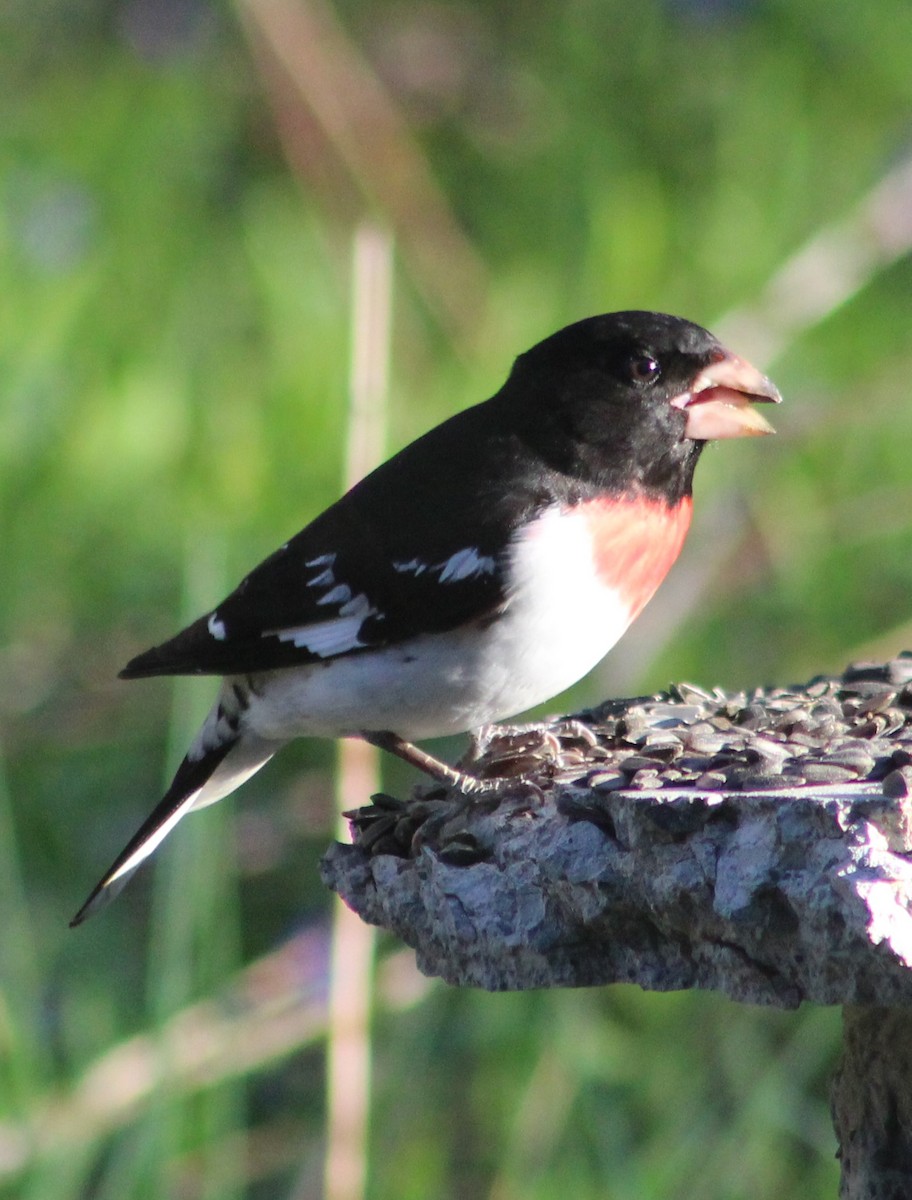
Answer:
xmin=322 ymin=659 xmax=912 ymax=1006
xmin=324 ymin=775 xmax=912 ymax=1006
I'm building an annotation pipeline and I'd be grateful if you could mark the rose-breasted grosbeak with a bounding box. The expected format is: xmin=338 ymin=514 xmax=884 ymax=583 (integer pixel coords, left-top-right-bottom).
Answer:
xmin=71 ymin=310 xmax=780 ymax=925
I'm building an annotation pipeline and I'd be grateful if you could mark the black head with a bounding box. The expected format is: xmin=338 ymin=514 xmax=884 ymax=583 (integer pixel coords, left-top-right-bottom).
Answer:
xmin=498 ymin=311 xmax=778 ymax=503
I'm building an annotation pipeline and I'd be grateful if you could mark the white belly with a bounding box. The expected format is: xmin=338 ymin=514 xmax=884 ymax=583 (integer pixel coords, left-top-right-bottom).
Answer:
xmin=243 ymin=508 xmax=637 ymax=741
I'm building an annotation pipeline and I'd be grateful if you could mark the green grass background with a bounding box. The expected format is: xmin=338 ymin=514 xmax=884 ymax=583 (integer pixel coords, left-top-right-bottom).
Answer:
xmin=2 ymin=0 xmax=911 ymax=1195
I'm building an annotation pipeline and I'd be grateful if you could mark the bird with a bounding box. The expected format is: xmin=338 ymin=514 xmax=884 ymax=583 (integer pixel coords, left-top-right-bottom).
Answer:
xmin=71 ymin=310 xmax=780 ymax=925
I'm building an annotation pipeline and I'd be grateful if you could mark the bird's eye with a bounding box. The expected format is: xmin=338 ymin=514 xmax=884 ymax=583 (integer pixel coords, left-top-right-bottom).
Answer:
xmin=628 ymin=354 xmax=660 ymax=384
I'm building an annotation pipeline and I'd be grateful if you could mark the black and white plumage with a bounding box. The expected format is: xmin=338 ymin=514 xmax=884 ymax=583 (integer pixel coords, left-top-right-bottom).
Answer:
xmin=71 ymin=311 xmax=780 ymax=925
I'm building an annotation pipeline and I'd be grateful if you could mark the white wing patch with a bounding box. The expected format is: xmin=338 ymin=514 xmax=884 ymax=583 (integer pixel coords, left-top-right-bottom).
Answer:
xmin=438 ymin=547 xmax=497 ymax=582
xmin=393 ymin=546 xmax=496 ymax=583
xmin=307 ymin=568 xmax=335 ymax=588
xmin=305 ymin=553 xmax=337 ymax=591
xmin=267 ymin=593 xmax=378 ymax=657
xmin=317 ymin=583 xmax=353 ymax=606
xmin=253 ymin=552 xmax=381 ymax=658
xmin=208 ymin=613 xmax=227 ymax=640
xmin=258 ymin=545 xmax=494 ymax=661
xmin=392 ymin=557 xmax=428 ymax=576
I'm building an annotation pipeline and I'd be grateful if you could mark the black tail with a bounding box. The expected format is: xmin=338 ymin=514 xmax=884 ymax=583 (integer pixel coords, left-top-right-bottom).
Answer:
xmin=69 ymin=738 xmax=235 ymax=926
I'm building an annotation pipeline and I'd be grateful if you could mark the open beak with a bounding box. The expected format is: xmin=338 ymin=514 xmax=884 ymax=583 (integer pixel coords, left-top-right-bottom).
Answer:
xmin=670 ymin=352 xmax=781 ymax=440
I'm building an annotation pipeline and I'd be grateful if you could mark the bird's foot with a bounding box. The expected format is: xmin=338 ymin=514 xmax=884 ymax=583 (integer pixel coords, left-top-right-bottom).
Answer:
xmin=460 ymin=723 xmax=564 ymax=781
xmin=359 ymin=727 xmax=555 ymax=796
xmin=358 ymin=729 xmax=508 ymax=793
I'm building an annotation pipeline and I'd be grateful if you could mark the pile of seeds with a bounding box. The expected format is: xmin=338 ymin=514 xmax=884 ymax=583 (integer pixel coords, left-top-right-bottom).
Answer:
xmin=468 ymin=654 xmax=912 ymax=796
xmin=346 ymin=656 xmax=912 ymax=858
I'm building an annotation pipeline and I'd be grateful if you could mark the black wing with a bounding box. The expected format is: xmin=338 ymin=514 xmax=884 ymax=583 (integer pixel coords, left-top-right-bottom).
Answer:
xmin=121 ymin=401 xmax=545 ymax=678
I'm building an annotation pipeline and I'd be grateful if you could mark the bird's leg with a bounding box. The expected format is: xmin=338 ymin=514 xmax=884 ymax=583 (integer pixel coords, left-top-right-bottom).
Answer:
xmin=358 ymin=731 xmax=498 ymax=795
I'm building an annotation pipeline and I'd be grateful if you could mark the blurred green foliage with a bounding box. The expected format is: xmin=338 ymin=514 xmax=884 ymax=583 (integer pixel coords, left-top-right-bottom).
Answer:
xmin=2 ymin=0 xmax=911 ymax=1195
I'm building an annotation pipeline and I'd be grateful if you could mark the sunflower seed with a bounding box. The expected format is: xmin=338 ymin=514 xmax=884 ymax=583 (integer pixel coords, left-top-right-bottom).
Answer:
xmin=882 ymin=767 xmax=912 ymax=799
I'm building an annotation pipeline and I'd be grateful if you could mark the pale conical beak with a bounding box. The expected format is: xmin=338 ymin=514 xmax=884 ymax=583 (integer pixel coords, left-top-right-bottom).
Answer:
xmin=671 ymin=353 xmax=782 ymax=440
